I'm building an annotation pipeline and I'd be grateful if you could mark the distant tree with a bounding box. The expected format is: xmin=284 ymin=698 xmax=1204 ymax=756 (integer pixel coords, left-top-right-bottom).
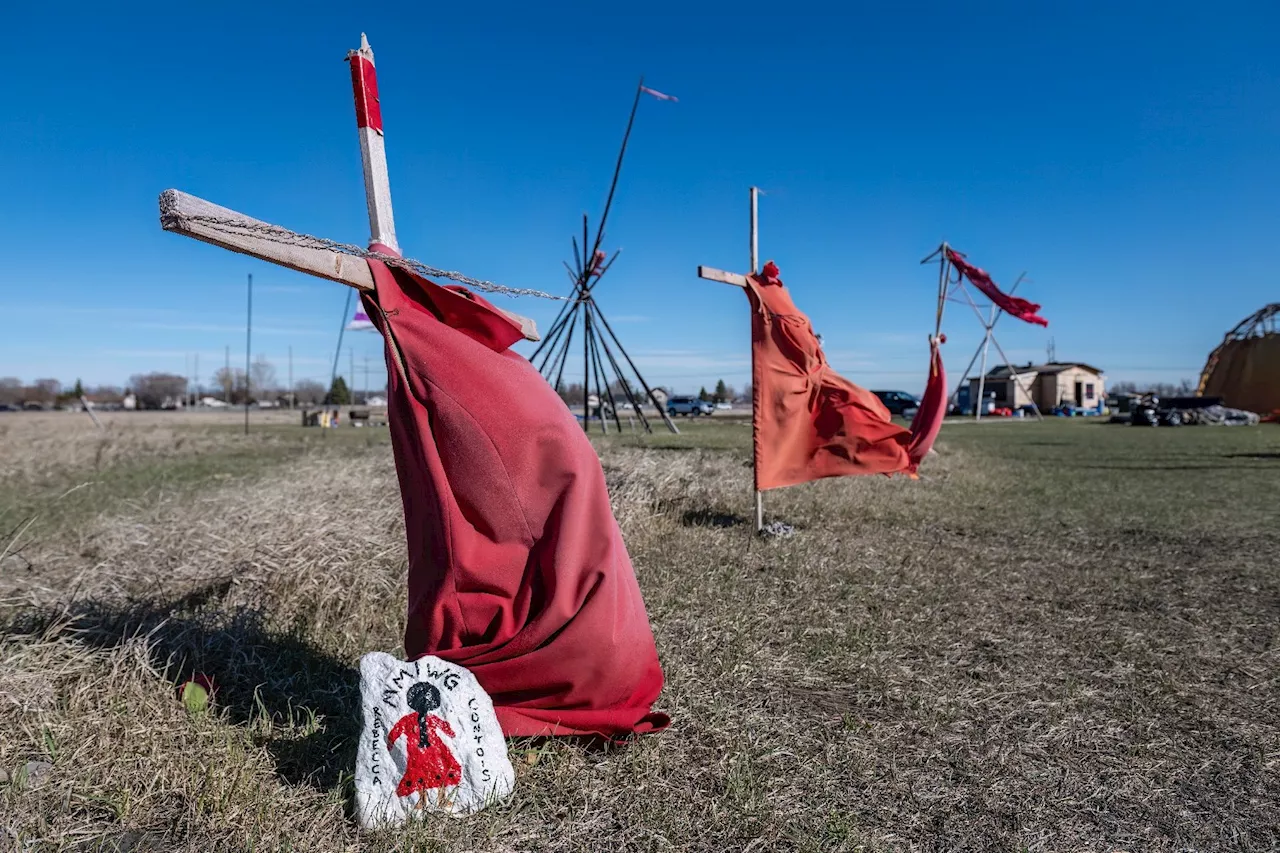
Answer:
xmin=741 ymin=383 xmax=753 ymax=401
xmin=249 ymin=355 xmax=278 ymax=400
xmin=128 ymin=373 xmax=187 ymax=409
xmin=213 ymin=367 xmax=250 ymax=404
xmin=713 ymin=379 xmax=729 ymax=403
xmin=557 ymin=383 xmax=586 ymax=407
xmin=326 ymin=376 xmax=352 ymax=405
xmin=698 ymin=386 xmax=710 ymax=402
xmin=0 ymin=377 xmax=23 ymax=406
xmin=293 ymin=379 xmax=326 ymax=406
xmin=87 ymin=385 xmax=124 ymax=405
xmin=72 ymin=378 xmax=84 ymax=397
xmin=25 ymin=379 xmax=62 ymax=407
xmin=1110 ymin=379 xmax=1195 ymax=397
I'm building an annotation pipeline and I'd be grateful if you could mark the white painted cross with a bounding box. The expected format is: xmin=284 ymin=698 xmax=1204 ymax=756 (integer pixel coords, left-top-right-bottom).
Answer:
xmin=697 ymin=186 xmax=764 ymax=532
xmin=158 ymin=33 xmax=539 ymax=341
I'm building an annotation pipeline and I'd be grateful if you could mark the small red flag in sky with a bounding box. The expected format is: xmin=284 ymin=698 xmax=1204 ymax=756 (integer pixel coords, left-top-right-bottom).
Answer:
xmin=640 ymin=86 xmax=678 ymax=102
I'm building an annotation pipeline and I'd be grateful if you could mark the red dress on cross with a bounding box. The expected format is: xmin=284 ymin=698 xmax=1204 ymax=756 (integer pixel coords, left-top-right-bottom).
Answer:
xmin=358 ymin=249 xmax=670 ymax=739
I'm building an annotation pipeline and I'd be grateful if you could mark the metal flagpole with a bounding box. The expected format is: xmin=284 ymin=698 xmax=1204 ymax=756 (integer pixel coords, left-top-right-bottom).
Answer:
xmin=582 ymin=297 xmax=591 ymax=431
xmin=975 ymin=327 xmax=991 ymax=421
xmin=329 ymin=288 xmax=352 ymax=406
xmin=244 ymin=273 xmax=252 ymax=435
xmin=750 ymin=186 xmax=763 ymax=534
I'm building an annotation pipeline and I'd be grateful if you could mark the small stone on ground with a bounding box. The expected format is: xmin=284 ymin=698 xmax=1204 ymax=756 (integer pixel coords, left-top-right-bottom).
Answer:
xmin=355 ymin=651 xmax=514 ymax=827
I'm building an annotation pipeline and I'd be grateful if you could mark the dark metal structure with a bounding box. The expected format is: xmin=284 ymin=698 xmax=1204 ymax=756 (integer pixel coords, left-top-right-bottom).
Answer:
xmin=528 ymin=80 xmax=678 ymax=434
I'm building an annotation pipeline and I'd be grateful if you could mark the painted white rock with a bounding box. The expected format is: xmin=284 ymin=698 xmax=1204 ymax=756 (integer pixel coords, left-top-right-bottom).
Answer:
xmin=355 ymin=652 xmax=515 ymax=827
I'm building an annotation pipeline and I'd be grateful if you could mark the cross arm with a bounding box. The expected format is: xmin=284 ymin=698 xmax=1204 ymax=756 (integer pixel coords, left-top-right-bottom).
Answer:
xmin=696 ymin=265 xmax=748 ymax=288
xmin=159 ymin=189 xmax=540 ymax=341
xmin=160 ymin=189 xmax=376 ymax=289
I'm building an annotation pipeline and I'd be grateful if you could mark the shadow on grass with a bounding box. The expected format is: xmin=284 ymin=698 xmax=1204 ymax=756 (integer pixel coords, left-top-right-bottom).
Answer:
xmin=1073 ymin=463 xmax=1269 ymax=471
xmin=681 ymin=508 xmax=749 ymax=529
xmin=5 ymin=581 xmax=359 ymax=793
xmin=1222 ymin=452 xmax=1280 ymax=461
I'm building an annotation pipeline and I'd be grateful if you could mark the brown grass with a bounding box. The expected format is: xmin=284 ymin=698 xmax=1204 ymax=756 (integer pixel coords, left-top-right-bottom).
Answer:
xmin=2 ymin=414 xmax=1278 ymax=851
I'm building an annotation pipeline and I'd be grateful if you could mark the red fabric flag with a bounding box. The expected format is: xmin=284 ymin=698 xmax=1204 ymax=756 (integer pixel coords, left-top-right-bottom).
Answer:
xmin=747 ymin=262 xmax=925 ymax=490
xmin=358 ymin=248 xmax=669 ymax=739
xmin=907 ymin=335 xmax=947 ymax=474
xmin=945 ymin=248 xmax=1048 ymax=327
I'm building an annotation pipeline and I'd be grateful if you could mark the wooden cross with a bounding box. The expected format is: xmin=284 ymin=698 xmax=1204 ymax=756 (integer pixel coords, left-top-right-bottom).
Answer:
xmin=696 ymin=186 xmax=764 ymax=533
xmin=158 ymin=33 xmax=539 ymax=342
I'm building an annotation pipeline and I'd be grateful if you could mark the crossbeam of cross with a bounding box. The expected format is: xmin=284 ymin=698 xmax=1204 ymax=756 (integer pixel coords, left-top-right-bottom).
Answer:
xmin=158 ymin=34 xmax=540 ymax=343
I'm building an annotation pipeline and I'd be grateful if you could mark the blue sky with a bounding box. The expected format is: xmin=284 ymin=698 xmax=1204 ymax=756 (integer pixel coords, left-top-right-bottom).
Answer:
xmin=3 ymin=1 xmax=1277 ymax=396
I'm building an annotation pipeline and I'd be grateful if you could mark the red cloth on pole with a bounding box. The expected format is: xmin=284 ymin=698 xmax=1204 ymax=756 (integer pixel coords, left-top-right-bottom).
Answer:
xmin=358 ymin=249 xmax=669 ymax=739
xmin=747 ymin=262 xmax=920 ymax=490
xmin=945 ymin=248 xmax=1048 ymax=327
xmin=907 ymin=336 xmax=947 ymax=474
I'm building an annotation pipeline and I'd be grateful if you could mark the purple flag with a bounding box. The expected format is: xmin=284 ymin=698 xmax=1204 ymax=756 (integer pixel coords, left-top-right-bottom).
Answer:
xmin=346 ymin=304 xmax=375 ymax=331
xmin=641 ymin=86 xmax=678 ymax=102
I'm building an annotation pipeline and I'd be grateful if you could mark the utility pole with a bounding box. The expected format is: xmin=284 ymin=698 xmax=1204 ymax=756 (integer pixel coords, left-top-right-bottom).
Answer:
xmin=288 ymin=345 xmax=294 ymax=409
xmin=245 ymin=273 xmax=252 ymax=435
xmin=349 ymin=346 xmax=355 ymax=404
xmin=194 ymin=353 xmax=199 ymax=406
xmin=225 ymin=345 xmax=230 ymax=404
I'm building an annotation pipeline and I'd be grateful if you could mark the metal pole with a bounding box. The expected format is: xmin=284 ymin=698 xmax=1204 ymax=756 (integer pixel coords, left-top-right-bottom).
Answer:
xmin=80 ymin=395 xmax=103 ymax=430
xmin=749 ymin=186 xmax=763 ymax=533
xmin=330 ymin=288 xmax=352 ymax=406
xmin=244 ymin=273 xmax=252 ymax=435
xmin=934 ymin=243 xmax=949 ymax=339
xmin=949 ymin=337 xmax=988 ymax=413
xmin=750 ymin=187 xmax=759 ymax=275
xmin=582 ymin=297 xmax=591 ymax=431
xmin=975 ymin=329 xmax=991 ymax=422
xmin=589 ymin=80 xmax=646 ymax=262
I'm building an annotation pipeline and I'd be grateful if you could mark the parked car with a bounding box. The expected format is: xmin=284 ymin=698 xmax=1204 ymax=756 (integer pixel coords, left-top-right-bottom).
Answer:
xmin=667 ymin=396 xmax=716 ymax=417
xmin=871 ymin=390 xmax=919 ymax=416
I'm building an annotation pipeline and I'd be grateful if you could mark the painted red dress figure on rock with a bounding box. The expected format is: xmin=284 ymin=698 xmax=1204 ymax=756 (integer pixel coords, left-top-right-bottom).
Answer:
xmin=387 ymin=682 xmax=462 ymax=799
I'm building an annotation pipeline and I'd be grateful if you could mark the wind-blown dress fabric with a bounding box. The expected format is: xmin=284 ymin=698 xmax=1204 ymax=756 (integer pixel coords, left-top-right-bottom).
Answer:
xmin=745 ymin=262 xmax=943 ymax=489
xmin=359 ymin=248 xmax=669 ymax=738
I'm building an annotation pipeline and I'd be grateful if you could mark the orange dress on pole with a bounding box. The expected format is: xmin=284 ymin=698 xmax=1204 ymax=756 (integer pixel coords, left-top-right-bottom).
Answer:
xmin=746 ymin=262 xmax=940 ymax=490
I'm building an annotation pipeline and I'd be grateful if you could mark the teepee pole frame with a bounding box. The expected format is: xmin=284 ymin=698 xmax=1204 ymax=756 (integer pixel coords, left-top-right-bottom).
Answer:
xmin=528 ymin=79 xmax=678 ymax=435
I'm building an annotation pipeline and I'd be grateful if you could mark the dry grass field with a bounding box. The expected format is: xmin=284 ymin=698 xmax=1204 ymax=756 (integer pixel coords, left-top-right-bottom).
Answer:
xmin=2 ymin=410 xmax=1278 ymax=852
